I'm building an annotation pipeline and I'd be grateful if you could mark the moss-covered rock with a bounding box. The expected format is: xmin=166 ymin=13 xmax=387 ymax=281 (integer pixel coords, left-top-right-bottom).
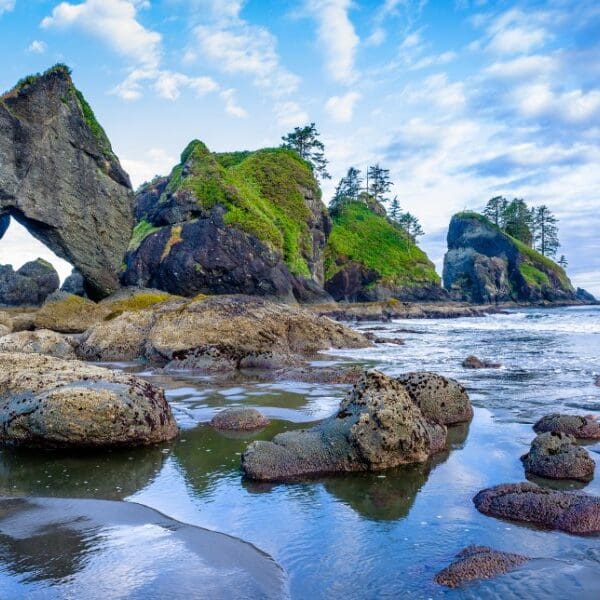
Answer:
xmin=324 ymin=202 xmax=444 ymax=302
xmin=443 ymin=212 xmax=581 ymax=304
xmin=122 ymin=140 xmax=331 ymax=302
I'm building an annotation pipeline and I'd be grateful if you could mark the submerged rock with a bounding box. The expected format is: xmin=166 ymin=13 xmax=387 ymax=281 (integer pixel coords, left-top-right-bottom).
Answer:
xmin=522 ymin=432 xmax=595 ymax=482
xmin=0 ymin=329 xmax=78 ymax=359
xmin=80 ymin=294 xmax=369 ymax=370
xmin=473 ymin=482 xmax=600 ymax=534
xmin=0 ymin=259 xmax=59 ymax=306
xmin=533 ymin=413 xmax=600 ymax=440
xmin=462 ymin=355 xmax=502 ymax=369
xmin=0 ymin=353 xmax=178 ymax=448
xmin=211 ymin=408 xmax=270 ymax=431
xmin=435 ymin=545 xmax=529 ymax=588
xmin=0 ymin=65 xmax=133 ymax=298
xmin=396 ymin=372 xmax=472 ymax=425
xmin=241 ymin=370 xmax=446 ymax=482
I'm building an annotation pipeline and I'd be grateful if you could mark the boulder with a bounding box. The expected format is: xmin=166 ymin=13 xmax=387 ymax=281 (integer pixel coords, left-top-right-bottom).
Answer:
xmin=241 ymin=370 xmax=446 ymax=481
xmin=462 ymin=355 xmax=502 ymax=369
xmin=473 ymin=482 xmax=600 ymax=534
xmin=211 ymin=408 xmax=270 ymax=431
xmin=0 ymin=259 xmax=59 ymax=306
xmin=576 ymin=288 xmax=597 ymax=303
xmin=0 ymin=329 xmax=78 ymax=359
xmin=443 ymin=212 xmax=578 ymax=304
xmin=60 ymin=268 xmax=87 ymax=297
xmin=533 ymin=413 xmax=600 ymax=440
xmin=396 ymin=372 xmax=473 ymax=425
xmin=522 ymin=432 xmax=595 ymax=482
xmin=435 ymin=546 xmax=529 ymax=588
xmin=79 ymin=294 xmax=369 ymax=369
xmin=0 ymin=66 xmax=134 ymax=298
xmin=122 ymin=141 xmax=331 ymax=303
xmin=34 ymin=292 xmax=104 ymax=333
xmin=0 ymin=353 xmax=178 ymax=448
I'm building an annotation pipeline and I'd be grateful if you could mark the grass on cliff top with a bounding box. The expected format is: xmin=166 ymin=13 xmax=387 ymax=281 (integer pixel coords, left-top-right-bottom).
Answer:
xmin=153 ymin=140 xmax=320 ymax=277
xmin=455 ymin=211 xmax=571 ymax=288
xmin=325 ymin=201 xmax=440 ymax=286
xmin=1 ymin=64 xmax=72 ymax=100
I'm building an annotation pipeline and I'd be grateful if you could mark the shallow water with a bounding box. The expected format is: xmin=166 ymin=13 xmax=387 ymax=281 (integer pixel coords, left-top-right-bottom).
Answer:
xmin=1 ymin=306 xmax=600 ymax=598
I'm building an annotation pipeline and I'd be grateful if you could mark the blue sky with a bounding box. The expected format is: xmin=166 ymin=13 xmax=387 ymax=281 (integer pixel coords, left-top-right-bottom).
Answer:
xmin=1 ymin=0 xmax=599 ymax=294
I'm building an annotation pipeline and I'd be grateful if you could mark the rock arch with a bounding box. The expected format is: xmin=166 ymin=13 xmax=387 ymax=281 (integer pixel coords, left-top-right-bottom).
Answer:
xmin=0 ymin=65 xmax=133 ymax=299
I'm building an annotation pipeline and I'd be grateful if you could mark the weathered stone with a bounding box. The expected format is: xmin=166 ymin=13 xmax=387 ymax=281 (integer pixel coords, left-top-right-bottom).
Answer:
xmin=435 ymin=546 xmax=529 ymax=588
xmin=473 ymin=482 xmax=600 ymax=534
xmin=533 ymin=413 xmax=600 ymax=440
xmin=211 ymin=408 xmax=270 ymax=431
xmin=34 ymin=292 xmax=104 ymax=333
xmin=0 ymin=329 xmax=78 ymax=359
xmin=241 ymin=370 xmax=446 ymax=481
xmin=60 ymin=268 xmax=87 ymax=297
xmin=522 ymin=432 xmax=595 ymax=482
xmin=0 ymin=259 xmax=59 ymax=306
xmin=0 ymin=66 xmax=134 ymax=298
xmin=0 ymin=352 xmax=178 ymax=448
xmin=462 ymin=355 xmax=502 ymax=369
xmin=396 ymin=372 xmax=473 ymax=425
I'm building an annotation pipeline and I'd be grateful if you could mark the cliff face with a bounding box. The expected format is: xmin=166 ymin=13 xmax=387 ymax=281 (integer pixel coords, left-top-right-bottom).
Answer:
xmin=122 ymin=141 xmax=332 ymax=302
xmin=0 ymin=65 xmax=134 ymax=298
xmin=324 ymin=201 xmax=445 ymax=302
xmin=443 ymin=212 xmax=578 ymax=304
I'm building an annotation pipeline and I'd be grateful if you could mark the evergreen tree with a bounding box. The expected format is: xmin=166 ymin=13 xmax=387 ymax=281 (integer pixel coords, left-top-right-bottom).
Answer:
xmin=398 ymin=212 xmax=425 ymax=256
xmin=483 ymin=196 xmax=508 ymax=227
xmin=389 ymin=196 xmax=401 ymax=221
xmin=329 ymin=167 xmax=362 ymax=214
xmin=367 ymin=164 xmax=393 ymax=203
xmin=504 ymin=198 xmax=534 ymax=246
xmin=558 ymin=255 xmax=568 ymax=269
xmin=281 ymin=122 xmax=331 ymax=180
xmin=533 ymin=205 xmax=560 ymax=258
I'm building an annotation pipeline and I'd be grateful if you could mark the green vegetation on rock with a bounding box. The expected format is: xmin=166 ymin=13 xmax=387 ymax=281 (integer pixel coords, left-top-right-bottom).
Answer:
xmin=129 ymin=219 xmax=159 ymax=251
xmin=325 ymin=201 xmax=440 ymax=286
xmin=519 ymin=263 xmax=550 ymax=287
xmin=74 ymin=89 xmax=113 ymax=157
xmin=162 ymin=140 xmax=319 ymax=276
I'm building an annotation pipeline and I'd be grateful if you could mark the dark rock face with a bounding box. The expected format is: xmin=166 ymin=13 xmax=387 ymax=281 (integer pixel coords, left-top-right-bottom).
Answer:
xmin=0 ymin=259 xmax=59 ymax=305
xmin=522 ymin=432 xmax=595 ymax=482
xmin=211 ymin=408 xmax=270 ymax=431
xmin=533 ymin=413 xmax=600 ymax=440
xmin=473 ymin=482 xmax=600 ymax=534
xmin=462 ymin=355 xmax=502 ymax=369
xmin=435 ymin=546 xmax=529 ymax=588
xmin=396 ymin=372 xmax=473 ymax=425
xmin=443 ymin=213 xmax=578 ymax=304
xmin=241 ymin=370 xmax=447 ymax=481
xmin=0 ymin=66 xmax=134 ymax=298
xmin=576 ymin=287 xmax=597 ymax=303
xmin=60 ymin=269 xmax=86 ymax=297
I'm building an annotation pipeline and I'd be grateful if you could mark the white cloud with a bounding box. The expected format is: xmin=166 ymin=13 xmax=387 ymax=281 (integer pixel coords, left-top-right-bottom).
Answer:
xmin=325 ymin=91 xmax=361 ymax=122
xmin=27 ymin=40 xmax=47 ymax=54
xmin=121 ymin=147 xmax=176 ymax=188
xmin=484 ymin=54 xmax=558 ymax=79
xmin=487 ymin=26 xmax=547 ymax=55
xmin=305 ymin=0 xmax=359 ymax=84
xmin=220 ymin=88 xmax=247 ymax=118
xmin=405 ymin=73 xmax=466 ymax=111
xmin=274 ymin=101 xmax=309 ymax=128
xmin=42 ymin=0 xmax=162 ymax=68
xmin=411 ymin=50 xmax=457 ymax=70
xmin=0 ymin=0 xmax=14 ymax=15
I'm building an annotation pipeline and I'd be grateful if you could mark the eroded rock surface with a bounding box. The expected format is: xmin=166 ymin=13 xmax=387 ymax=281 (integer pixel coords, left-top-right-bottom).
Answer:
xmin=533 ymin=413 xmax=600 ymax=440
xmin=435 ymin=546 xmax=529 ymax=588
xmin=522 ymin=432 xmax=595 ymax=482
xmin=0 ymin=260 xmax=59 ymax=306
xmin=473 ymin=482 xmax=600 ymax=534
xmin=0 ymin=66 xmax=134 ymax=298
xmin=0 ymin=329 xmax=77 ymax=359
xmin=0 ymin=353 xmax=178 ymax=447
xmin=211 ymin=408 xmax=270 ymax=431
xmin=241 ymin=370 xmax=447 ymax=481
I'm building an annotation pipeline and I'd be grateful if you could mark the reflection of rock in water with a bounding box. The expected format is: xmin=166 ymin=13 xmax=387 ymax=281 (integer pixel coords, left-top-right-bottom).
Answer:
xmin=0 ymin=497 xmax=288 ymax=599
xmin=0 ymin=445 xmax=168 ymax=500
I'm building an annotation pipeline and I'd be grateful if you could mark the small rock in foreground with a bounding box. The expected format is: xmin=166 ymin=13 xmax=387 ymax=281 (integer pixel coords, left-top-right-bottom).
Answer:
xmin=0 ymin=329 xmax=78 ymax=359
xmin=435 ymin=545 xmax=529 ymax=588
xmin=211 ymin=408 xmax=270 ymax=431
xmin=522 ymin=432 xmax=595 ymax=482
xmin=473 ymin=482 xmax=600 ymax=535
xmin=533 ymin=413 xmax=600 ymax=440
xmin=462 ymin=355 xmax=502 ymax=369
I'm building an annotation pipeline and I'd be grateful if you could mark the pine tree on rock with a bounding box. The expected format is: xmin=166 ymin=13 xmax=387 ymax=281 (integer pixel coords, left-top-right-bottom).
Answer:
xmin=389 ymin=196 xmax=401 ymax=221
xmin=398 ymin=212 xmax=425 ymax=257
xmin=281 ymin=122 xmax=331 ymax=180
xmin=367 ymin=164 xmax=393 ymax=204
xmin=329 ymin=167 xmax=362 ymax=214
xmin=533 ymin=205 xmax=560 ymax=258
xmin=558 ymin=255 xmax=568 ymax=269
xmin=504 ymin=198 xmax=534 ymax=246
xmin=483 ymin=196 xmax=508 ymax=227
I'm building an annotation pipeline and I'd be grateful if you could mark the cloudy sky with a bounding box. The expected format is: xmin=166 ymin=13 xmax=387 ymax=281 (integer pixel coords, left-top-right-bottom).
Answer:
xmin=1 ymin=0 xmax=599 ymax=294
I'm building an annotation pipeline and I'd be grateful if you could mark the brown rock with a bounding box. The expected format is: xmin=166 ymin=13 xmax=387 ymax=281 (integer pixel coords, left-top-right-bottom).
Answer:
xmin=533 ymin=413 xmax=600 ymax=440
xmin=211 ymin=408 xmax=270 ymax=431
xmin=462 ymin=355 xmax=502 ymax=369
xmin=0 ymin=329 xmax=78 ymax=359
xmin=435 ymin=545 xmax=529 ymax=588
